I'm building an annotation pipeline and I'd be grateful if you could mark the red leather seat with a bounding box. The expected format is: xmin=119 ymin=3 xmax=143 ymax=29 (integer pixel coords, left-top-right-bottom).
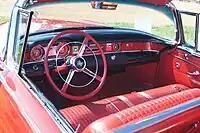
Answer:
xmin=60 ymin=84 xmax=189 ymax=132
xmin=83 ymin=89 xmax=200 ymax=133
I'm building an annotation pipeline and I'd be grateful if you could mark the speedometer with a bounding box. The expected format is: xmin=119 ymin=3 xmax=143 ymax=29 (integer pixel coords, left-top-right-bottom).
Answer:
xmin=56 ymin=42 xmax=70 ymax=57
xmin=30 ymin=45 xmax=45 ymax=61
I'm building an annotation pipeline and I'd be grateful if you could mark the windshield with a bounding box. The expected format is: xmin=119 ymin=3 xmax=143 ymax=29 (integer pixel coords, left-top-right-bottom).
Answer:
xmin=27 ymin=2 xmax=176 ymax=40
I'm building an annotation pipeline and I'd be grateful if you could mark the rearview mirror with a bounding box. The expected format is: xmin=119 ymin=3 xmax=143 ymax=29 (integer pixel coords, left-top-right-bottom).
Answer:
xmin=91 ymin=0 xmax=118 ymax=10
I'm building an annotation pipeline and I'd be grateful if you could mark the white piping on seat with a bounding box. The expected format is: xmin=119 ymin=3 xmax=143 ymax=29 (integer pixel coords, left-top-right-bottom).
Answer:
xmin=104 ymin=99 xmax=121 ymax=112
xmin=137 ymin=92 xmax=152 ymax=99
xmin=117 ymin=96 xmax=134 ymax=107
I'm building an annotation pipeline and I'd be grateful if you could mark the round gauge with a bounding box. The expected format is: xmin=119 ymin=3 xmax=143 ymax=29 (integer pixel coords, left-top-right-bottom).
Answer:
xmin=30 ymin=45 xmax=45 ymax=61
xmin=57 ymin=42 xmax=70 ymax=56
xmin=113 ymin=43 xmax=121 ymax=51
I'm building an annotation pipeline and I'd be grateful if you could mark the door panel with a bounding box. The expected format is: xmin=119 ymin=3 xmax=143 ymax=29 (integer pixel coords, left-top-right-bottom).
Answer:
xmin=0 ymin=62 xmax=62 ymax=132
xmin=157 ymin=48 xmax=200 ymax=88
xmin=0 ymin=71 xmax=32 ymax=132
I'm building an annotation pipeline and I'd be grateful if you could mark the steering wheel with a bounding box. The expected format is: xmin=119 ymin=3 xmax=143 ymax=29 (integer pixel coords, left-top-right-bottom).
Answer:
xmin=44 ymin=30 xmax=107 ymax=100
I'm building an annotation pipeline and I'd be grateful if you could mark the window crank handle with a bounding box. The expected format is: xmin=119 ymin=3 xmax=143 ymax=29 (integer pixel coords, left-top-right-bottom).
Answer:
xmin=187 ymin=71 xmax=200 ymax=76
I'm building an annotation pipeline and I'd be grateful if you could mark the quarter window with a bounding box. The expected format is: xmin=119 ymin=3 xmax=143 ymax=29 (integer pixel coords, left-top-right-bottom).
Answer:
xmin=13 ymin=10 xmax=29 ymax=63
xmin=181 ymin=13 xmax=196 ymax=48
xmin=0 ymin=23 xmax=8 ymax=60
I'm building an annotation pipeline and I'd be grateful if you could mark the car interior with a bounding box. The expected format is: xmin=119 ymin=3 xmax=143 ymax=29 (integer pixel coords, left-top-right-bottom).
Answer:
xmin=22 ymin=28 xmax=200 ymax=132
xmin=18 ymin=1 xmax=200 ymax=133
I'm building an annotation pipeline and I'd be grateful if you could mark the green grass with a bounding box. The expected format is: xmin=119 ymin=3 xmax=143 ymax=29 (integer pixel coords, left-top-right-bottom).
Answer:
xmin=106 ymin=22 xmax=135 ymax=29
xmin=183 ymin=26 xmax=195 ymax=44
xmin=106 ymin=22 xmax=195 ymax=43
xmin=0 ymin=16 xmax=9 ymax=23
xmin=152 ymin=25 xmax=175 ymax=40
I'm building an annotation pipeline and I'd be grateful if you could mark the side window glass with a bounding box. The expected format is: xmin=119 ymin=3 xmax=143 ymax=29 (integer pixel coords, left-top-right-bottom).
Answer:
xmin=181 ymin=13 xmax=196 ymax=48
xmin=0 ymin=23 xmax=9 ymax=60
xmin=198 ymin=20 xmax=200 ymax=51
xmin=13 ymin=11 xmax=29 ymax=64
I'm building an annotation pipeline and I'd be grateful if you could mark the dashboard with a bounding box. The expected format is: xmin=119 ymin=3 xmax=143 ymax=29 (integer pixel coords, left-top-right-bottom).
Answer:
xmin=24 ymin=41 xmax=166 ymax=63
xmin=23 ymin=28 xmax=172 ymax=76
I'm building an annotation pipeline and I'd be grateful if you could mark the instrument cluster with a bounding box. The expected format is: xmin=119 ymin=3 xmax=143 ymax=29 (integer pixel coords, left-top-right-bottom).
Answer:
xmin=27 ymin=41 xmax=71 ymax=62
xmin=25 ymin=42 xmax=121 ymax=62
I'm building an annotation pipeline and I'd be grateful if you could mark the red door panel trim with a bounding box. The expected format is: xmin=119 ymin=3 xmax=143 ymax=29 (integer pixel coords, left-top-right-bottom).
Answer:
xmin=0 ymin=65 xmax=62 ymax=132
xmin=171 ymin=54 xmax=200 ymax=70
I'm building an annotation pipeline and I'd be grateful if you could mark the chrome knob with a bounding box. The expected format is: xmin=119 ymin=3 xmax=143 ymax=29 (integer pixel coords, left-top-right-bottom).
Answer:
xmin=176 ymin=62 xmax=180 ymax=69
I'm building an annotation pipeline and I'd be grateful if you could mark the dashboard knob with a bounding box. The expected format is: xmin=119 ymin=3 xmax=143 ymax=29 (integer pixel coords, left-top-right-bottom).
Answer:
xmin=111 ymin=55 xmax=116 ymax=60
xmin=33 ymin=65 xmax=39 ymax=71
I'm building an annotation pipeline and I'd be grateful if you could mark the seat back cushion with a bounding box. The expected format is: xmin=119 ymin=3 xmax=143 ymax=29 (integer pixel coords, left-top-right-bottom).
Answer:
xmin=83 ymin=89 xmax=200 ymax=133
